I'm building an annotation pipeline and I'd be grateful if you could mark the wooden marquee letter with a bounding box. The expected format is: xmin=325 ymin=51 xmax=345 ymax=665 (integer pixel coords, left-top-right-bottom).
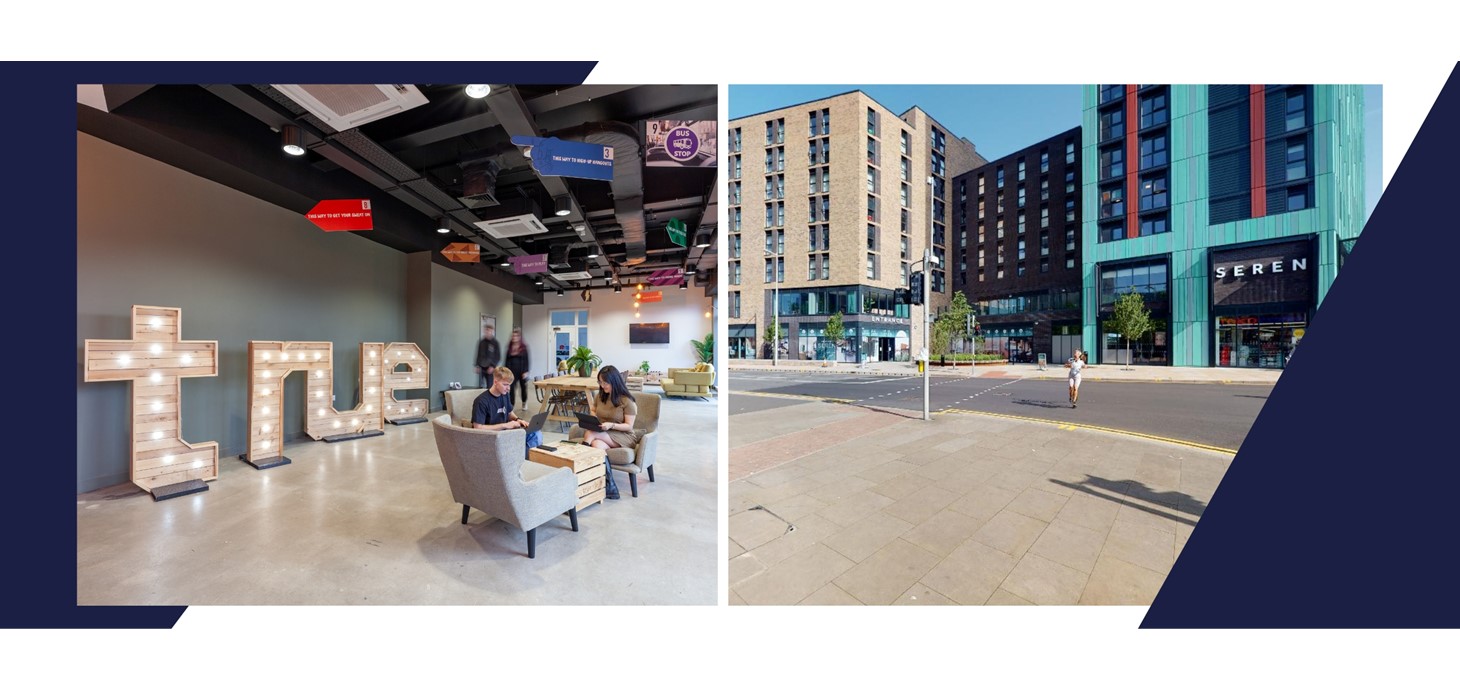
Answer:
xmin=382 ymin=342 xmax=430 ymax=423
xmin=83 ymin=306 xmax=219 ymax=499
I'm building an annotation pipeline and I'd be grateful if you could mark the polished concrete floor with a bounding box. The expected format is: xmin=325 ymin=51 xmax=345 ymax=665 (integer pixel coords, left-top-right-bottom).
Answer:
xmin=77 ymin=391 xmax=719 ymax=605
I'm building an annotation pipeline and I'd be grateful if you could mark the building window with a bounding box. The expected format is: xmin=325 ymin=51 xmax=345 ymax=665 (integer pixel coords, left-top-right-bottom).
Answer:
xmin=777 ymin=199 xmax=786 ymax=226
xmin=996 ymin=218 xmax=1005 ymax=239
xmin=1040 ymin=150 xmax=1050 ymax=174
xmin=902 ymin=262 xmax=909 ymax=286
xmin=867 ymin=224 xmax=878 ymax=251
xmin=934 ymin=199 xmax=946 ymax=223
xmin=1017 ymin=238 xmax=1026 ymax=261
xmin=820 ymin=167 xmax=830 ymax=193
xmin=776 ymin=118 xmax=785 ymax=143
xmin=1286 ymin=138 xmax=1307 ymax=181
xmin=1066 ymin=198 xmax=1076 ymax=222
xmin=867 ymin=254 xmax=877 ymax=279
xmin=900 ymin=208 xmax=910 ymax=233
xmin=820 ymin=224 xmax=830 ymax=250
xmin=776 ymin=147 xmax=785 ymax=171
xmin=731 ymin=234 xmax=741 ymax=258
xmin=1139 ymin=214 xmax=1169 ymax=236
xmin=1066 ymin=140 xmax=1076 ymax=164
xmin=731 ymin=261 xmax=740 ymax=285
xmin=764 ymin=258 xmax=774 ymax=282
xmin=867 ymin=107 xmax=878 ymax=136
xmin=1040 ymin=231 xmax=1049 ymax=256
xmin=1066 ymin=170 xmax=1076 ymax=194
xmin=1139 ymin=90 xmax=1168 ymax=129
xmin=1099 ymin=84 xmax=1123 ymax=104
xmin=732 ymin=155 xmax=741 ymax=179
xmin=1099 ymin=184 xmax=1125 ymax=219
xmin=1017 ymin=158 xmax=1026 ymax=182
xmin=978 ymin=247 xmax=986 ymax=267
xmin=1287 ymin=185 xmax=1308 ymax=210
xmin=1286 ymin=88 xmax=1307 ymax=132
xmin=820 ymin=196 xmax=830 ymax=222
xmin=1040 ymin=205 xmax=1050 ymax=228
xmin=808 ymin=227 xmax=817 ymax=252
xmin=808 ymin=112 xmax=818 ymax=138
xmin=1040 ymin=258 xmax=1049 ymax=273
xmin=1066 ymin=257 xmax=1075 ymax=269
xmin=764 ymin=177 xmax=773 ymax=200
xmin=900 ymin=183 xmax=910 ymax=208
xmin=1040 ymin=178 xmax=1050 ymax=201
xmin=1099 ymin=106 xmax=1124 ymax=142
xmin=731 ymin=128 xmax=741 ymax=153
xmin=821 ymin=253 xmax=829 ymax=280
xmin=731 ymin=181 xmax=741 ymax=204
xmin=1139 ymin=174 xmax=1168 ymax=211
xmin=1066 ymin=229 xmax=1076 ymax=251
xmin=997 ymin=241 xmax=1005 ymax=264
xmin=808 ymin=255 xmax=816 ymax=280
xmin=1017 ymin=187 xmax=1026 ymax=209
xmin=996 ymin=166 xmax=1005 ymax=189
xmin=997 ymin=268 xmax=1005 ymax=280
xmin=820 ymin=138 xmax=830 ymax=164
xmin=977 ymin=199 xmax=986 ymax=220
xmin=778 ymin=257 xmax=785 ymax=283
xmin=1100 ymin=221 xmax=1124 ymax=243
xmin=730 ymin=291 xmax=740 ymax=318
xmin=901 ymin=235 xmax=909 ymax=259
xmin=1017 ymin=211 xmax=1026 ymax=234
xmin=764 ymin=204 xmax=774 ymax=228
xmin=1139 ymin=133 xmax=1168 ymax=170
xmin=1017 ymin=263 xmax=1026 ymax=278
xmin=867 ymin=137 xmax=879 ymax=166
xmin=821 ymin=108 xmax=830 ymax=135
xmin=932 ymin=128 xmax=946 ymax=152
xmin=867 ymin=166 xmax=878 ymax=192
xmin=733 ymin=207 xmax=741 ymax=231
xmin=1100 ymin=145 xmax=1124 ymax=180
xmin=765 ymin=120 xmax=774 ymax=145
xmin=900 ymin=157 xmax=910 ymax=182
xmin=900 ymin=130 xmax=910 ymax=155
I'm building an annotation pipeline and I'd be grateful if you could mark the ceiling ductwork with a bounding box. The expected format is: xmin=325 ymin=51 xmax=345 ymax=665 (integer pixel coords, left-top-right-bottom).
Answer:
xmin=554 ymin=122 xmax=647 ymax=266
xmin=458 ymin=155 xmax=502 ymax=208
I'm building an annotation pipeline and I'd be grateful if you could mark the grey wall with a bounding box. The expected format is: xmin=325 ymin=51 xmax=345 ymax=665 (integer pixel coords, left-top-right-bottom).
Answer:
xmin=428 ymin=263 xmax=516 ymax=404
xmin=77 ymin=133 xmax=408 ymax=492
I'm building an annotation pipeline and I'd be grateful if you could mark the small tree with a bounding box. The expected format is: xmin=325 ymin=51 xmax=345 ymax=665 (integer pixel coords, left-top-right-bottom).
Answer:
xmin=823 ymin=311 xmax=845 ymax=362
xmin=1104 ymin=290 xmax=1153 ymax=369
xmin=763 ymin=323 xmax=782 ymax=359
xmin=933 ymin=293 xmax=974 ymax=361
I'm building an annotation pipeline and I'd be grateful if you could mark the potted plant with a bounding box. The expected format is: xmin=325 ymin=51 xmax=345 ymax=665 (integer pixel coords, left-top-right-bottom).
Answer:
xmin=638 ymin=360 xmax=651 ymax=375
xmin=563 ymin=346 xmax=602 ymax=379
xmin=691 ymin=332 xmax=714 ymax=364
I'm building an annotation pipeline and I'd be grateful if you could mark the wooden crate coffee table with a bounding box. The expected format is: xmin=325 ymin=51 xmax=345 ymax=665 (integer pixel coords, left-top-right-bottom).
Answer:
xmin=529 ymin=442 xmax=607 ymax=510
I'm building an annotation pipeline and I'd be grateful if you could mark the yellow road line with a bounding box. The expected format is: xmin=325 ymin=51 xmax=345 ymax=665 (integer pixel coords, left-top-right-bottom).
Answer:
xmin=938 ymin=408 xmax=1237 ymax=455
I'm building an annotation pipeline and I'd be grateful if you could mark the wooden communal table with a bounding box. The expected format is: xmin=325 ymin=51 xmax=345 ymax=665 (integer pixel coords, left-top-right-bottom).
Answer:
xmin=536 ymin=375 xmax=599 ymax=424
xmin=529 ymin=442 xmax=607 ymax=510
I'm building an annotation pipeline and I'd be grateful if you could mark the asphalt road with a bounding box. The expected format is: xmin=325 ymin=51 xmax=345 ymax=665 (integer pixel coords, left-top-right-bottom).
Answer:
xmin=729 ymin=372 xmax=1273 ymax=451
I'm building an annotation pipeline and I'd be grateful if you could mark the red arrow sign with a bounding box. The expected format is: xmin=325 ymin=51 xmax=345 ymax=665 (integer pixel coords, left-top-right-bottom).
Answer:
xmin=306 ymin=199 xmax=373 ymax=232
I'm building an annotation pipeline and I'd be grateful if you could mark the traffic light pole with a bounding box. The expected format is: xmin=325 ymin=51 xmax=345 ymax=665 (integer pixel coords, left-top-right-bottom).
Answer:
xmin=923 ymin=176 xmax=933 ymax=422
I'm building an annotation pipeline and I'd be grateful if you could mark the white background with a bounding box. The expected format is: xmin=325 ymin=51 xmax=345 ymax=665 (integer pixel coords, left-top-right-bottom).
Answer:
xmin=19 ymin=2 xmax=1460 ymax=687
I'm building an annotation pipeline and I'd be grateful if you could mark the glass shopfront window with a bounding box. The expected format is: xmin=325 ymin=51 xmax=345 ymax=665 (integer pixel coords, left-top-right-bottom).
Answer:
xmin=728 ymin=325 xmax=756 ymax=360
xmin=1215 ymin=314 xmax=1306 ymax=369
xmin=1097 ymin=257 xmax=1171 ymax=365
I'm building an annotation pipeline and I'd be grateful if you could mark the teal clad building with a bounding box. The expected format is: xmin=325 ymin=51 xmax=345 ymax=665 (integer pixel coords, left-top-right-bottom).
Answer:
xmin=1080 ymin=85 xmax=1365 ymax=368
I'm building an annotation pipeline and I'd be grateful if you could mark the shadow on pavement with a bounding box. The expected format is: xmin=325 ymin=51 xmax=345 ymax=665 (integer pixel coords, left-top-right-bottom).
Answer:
xmin=1048 ymin=475 xmax=1204 ymax=527
xmin=850 ymin=403 xmax=924 ymax=420
xmin=1011 ymin=398 xmax=1070 ymax=409
xmin=1233 ymin=394 xmax=1269 ymax=400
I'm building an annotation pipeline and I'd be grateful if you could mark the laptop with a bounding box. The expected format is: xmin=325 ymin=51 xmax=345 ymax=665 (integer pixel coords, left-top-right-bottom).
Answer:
xmin=522 ymin=411 xmax=549 ymax=434
xmin=574 ymin=412 xmax=605 ymax=432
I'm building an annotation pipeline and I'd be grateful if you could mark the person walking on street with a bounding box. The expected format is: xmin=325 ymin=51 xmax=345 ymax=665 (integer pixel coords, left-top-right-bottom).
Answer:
xmin=504 ymin=327 xmax=531 ymax=407
xmin=476 ymin=324 xmax=500 ymax=388
xmin=1066 ymin=349 xmax=1087 ymax=408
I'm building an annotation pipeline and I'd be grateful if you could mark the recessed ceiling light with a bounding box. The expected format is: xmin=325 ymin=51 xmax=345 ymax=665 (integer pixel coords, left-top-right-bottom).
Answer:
xmin=435 ymin=217 xmax=450 ymax=234
xmin=465 ymin=84 xmax=491 ymax=98
xmin=553 ymin=196 xmax=571 ymax=217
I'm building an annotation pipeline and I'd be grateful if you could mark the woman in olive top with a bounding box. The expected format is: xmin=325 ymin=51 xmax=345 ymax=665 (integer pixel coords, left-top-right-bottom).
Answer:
xmin=581 ymin=365 xmax=641 ymax=499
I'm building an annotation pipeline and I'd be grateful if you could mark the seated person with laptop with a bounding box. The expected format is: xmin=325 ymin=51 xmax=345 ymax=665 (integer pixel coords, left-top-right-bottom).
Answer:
xmin=473 ymin=366 xmax=544 ymax=453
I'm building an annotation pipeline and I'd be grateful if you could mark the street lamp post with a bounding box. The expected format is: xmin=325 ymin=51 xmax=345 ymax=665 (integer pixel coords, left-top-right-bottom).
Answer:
xmin=923 ymin=175 xmax=934 ymax=422
xmin=764 ymin=246 xmax=780 ymax=367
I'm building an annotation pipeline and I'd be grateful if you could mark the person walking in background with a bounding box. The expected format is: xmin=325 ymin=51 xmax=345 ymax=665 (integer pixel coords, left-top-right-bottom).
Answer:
xmin=505 ymin=327 xmax=531 ymax=407
xmin=475 ymin=324 xmax=500 ymax=388
xmin=1066 ymin=348 xmax=1087 ymax=408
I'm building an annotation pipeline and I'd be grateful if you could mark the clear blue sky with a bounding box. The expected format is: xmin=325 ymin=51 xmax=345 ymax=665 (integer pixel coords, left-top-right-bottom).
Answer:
xmin=730 ymin=84 xmax=1383 ymax=222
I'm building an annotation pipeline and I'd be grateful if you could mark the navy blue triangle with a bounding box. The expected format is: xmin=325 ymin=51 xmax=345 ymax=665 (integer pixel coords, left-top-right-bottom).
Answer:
xmin=1143 ymin=64 xmax=1460 ymax=628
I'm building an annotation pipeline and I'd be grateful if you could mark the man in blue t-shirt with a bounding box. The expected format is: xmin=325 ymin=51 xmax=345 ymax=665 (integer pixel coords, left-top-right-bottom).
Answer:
xmin=472 ymin=366 xmax=542 ymax=451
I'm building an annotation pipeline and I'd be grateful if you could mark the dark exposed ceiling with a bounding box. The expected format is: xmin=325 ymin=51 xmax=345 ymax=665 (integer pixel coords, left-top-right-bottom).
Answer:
xmin=77 ymin=83 xmax=718 ymax=304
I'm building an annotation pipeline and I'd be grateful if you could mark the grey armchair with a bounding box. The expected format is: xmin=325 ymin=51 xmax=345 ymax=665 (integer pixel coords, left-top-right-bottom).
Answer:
xmin=431 ymin=416 xmax=578 ymax=558
xmin=570 ymin=392 xmax=661 ymax=498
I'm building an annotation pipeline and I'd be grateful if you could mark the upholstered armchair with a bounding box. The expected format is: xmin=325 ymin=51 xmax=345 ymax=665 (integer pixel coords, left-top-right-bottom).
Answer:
xmin=570 ymin=392 xmax=661 ymax=497
xmin=444 ymin=389 xmax=484 ymax=426
xmin=431 ymin=416 xmax=578 ymax=558
xmin=662 ymin=363 xmax=714 ymax=399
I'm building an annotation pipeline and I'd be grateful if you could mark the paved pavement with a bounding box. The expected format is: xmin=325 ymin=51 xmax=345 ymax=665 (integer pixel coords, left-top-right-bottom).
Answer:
xmin=728 ymin=358 xmax=1284 ymax=385
xmin=728 ymin=396 xmax=1230 ymax=606
xmin=730 ymin=373 xmax=1270 ymax=452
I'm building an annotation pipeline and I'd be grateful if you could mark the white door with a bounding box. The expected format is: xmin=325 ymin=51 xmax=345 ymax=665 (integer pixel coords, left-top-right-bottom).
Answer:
xmin=550 ymin=310 xmax=590 ymax=372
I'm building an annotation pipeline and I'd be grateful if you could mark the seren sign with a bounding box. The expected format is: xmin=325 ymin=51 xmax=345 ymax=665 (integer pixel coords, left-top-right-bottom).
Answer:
xmin=1210 ymin=239 xmax=1314 ymax=307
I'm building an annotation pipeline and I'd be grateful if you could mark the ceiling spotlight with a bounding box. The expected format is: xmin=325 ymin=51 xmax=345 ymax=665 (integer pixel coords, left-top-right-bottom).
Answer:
xmin=587 ymin=250 xmax=600 ymax=259
xmin=500 ymin=259 xmax=511 ymax=267
xmin=553 ymin=196 xmax=572 ymax=217
xmin=435 ymin=217 xmax=450 ymax=234
xmin=613 ymin=284 xmax=622 ymax=294
xmin=281 ymin=125 xmax=306 ymax=156
xmin=695 ymin=232 xmax=712 ymax=248
xmin=535 ymin=279 xmax=544 ymax=285
xmin=680 ymin=279 xmax=688 ymax=290
xmin=464 ymin=84 xmax=492 ymax=99
xmin=557 ymin=288 xmax=565 ymax=297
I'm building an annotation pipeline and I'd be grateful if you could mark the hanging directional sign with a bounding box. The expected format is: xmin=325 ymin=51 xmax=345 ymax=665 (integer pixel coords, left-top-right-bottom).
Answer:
xmin=636 ymin=290 xmax=663 ymax=304
xmin=510 ymin=135 xmax=614 ymax=181
xmin=306 ymin=199 xmax=373 ymax=232
xmin=647 ymin=267 xmax=683 ymax=286
xmin=665 ymin=218 xmax=687 ymax=247
xmin=441 ymin=243 xmax=480 ymax=263
xmin=509 ymin=254 xmax=549 ymax=274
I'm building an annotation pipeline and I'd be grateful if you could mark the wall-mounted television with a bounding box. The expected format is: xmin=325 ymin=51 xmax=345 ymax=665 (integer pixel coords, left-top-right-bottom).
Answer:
xmin=629 ymin=322 xmax=670 ymax=344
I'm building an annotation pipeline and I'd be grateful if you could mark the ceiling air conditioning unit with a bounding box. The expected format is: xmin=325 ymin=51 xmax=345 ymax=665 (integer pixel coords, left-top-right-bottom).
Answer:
xmin=473 ymin=197 xmax=548 ymax=240
xmin=270 ymin=84 xmax=429 ymax=131
xmin=550 ymin=261 xmax=594 ymax=282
